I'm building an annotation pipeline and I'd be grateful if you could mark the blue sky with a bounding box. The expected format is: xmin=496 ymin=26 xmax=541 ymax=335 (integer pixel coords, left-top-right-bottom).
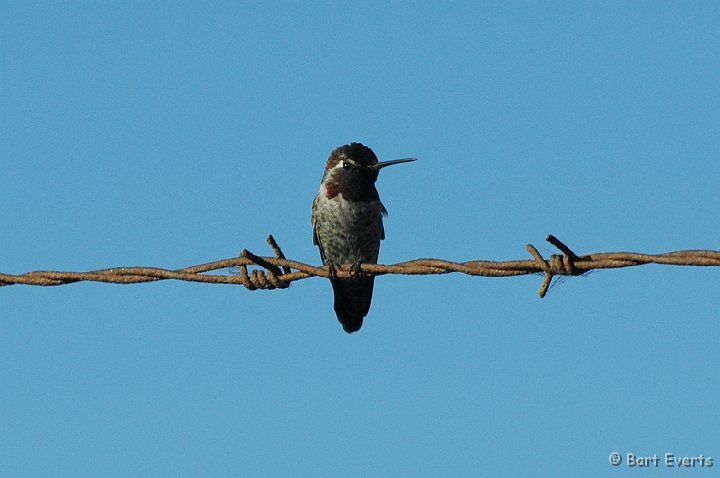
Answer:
xmin=2 ymin=2 xmax=719 ymax=476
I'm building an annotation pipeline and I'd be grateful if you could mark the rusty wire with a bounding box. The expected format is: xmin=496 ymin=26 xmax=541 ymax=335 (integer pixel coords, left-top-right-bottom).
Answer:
xmin=1 ymin=235 xmax=718 ymax=298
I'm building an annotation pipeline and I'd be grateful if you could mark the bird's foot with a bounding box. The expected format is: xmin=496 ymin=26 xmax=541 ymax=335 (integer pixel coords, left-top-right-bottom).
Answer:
xmin=349 ymin=262 xmax=364 ymax=278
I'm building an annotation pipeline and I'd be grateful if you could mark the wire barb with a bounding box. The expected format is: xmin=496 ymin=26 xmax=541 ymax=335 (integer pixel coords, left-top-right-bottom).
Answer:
xmin=239 ymin=246 xmax=290 ymax=290
xmin=527 ymin=235 xmax=586 ymax=297
xmin=1 ymin=235 xmax=718 ymax=298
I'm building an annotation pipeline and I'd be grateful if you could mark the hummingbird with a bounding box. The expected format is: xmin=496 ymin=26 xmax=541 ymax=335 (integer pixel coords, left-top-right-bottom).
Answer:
xmin=311 ymin=143 xmax=416 ymax=333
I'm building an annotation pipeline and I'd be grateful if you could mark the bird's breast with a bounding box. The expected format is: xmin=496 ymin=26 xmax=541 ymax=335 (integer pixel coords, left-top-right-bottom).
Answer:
xmin=312 ymin=193 xmax=385 ymax=264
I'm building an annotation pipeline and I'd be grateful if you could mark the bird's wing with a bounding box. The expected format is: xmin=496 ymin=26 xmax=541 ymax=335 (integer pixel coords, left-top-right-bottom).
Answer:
xmin=311 ymin=195 xmax=327 ymax=262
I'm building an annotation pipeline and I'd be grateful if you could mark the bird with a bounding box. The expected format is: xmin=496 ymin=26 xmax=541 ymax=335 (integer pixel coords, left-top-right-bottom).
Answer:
xmin=311 ymin=143 xmax=416 ymax=333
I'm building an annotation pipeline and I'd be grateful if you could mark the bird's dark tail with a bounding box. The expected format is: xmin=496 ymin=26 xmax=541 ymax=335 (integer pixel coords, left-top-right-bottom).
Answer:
xmin=331 ymin=277 xmax=375 ymax=334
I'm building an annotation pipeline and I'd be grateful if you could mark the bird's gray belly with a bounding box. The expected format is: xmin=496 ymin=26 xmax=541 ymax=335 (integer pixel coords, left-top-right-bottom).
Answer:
xmin=314 ymin=198 xmax=383 ymax=265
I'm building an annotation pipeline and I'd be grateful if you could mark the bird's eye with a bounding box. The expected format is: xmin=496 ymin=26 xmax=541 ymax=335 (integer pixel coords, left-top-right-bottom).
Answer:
xmin=342 ymin=161 xmax=351 ymax=169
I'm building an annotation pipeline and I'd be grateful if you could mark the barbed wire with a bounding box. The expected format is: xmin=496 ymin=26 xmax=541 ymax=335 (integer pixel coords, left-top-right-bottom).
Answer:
xmin=1 ymin=235 xmax=718 ymax=298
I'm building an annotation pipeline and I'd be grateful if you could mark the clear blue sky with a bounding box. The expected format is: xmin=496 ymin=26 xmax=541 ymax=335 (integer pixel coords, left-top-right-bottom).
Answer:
xmin=2 ymin=2 xmax=719 ymax=476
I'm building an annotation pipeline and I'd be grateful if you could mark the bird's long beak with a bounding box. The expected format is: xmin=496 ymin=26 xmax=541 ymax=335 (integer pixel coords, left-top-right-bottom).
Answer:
xmin=370 ymin=157 xmax=417 ymax=170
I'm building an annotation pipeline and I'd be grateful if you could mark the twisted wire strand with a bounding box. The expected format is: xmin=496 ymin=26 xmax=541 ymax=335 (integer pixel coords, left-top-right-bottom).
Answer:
xmin=1 ymin=235 xmax=718 ymax=298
